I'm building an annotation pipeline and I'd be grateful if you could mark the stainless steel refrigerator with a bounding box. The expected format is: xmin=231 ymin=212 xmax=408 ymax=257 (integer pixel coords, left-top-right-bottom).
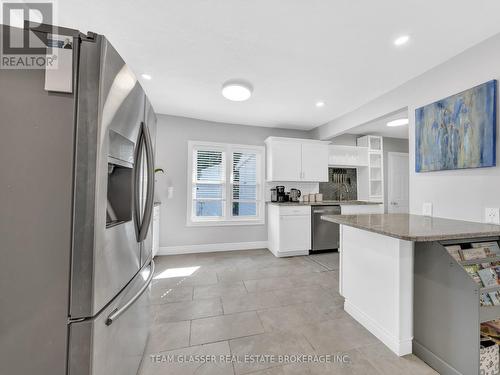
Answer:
xmin=0 ymin=24 xmax=157 ymax=375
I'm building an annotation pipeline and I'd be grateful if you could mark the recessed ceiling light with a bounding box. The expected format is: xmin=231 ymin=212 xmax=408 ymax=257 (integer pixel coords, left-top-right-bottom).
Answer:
xmin=221 ymin=81 xmax=253 ymax=101
xmin=387 ymin=118 xmax=409 ymax=127
xmin=394 ymin=35 xmax=410 ymax=46
xmin=315 ymin=101 xmax=325 ymax=108
xmin=141 ymin=73 xmax=152 ymax=80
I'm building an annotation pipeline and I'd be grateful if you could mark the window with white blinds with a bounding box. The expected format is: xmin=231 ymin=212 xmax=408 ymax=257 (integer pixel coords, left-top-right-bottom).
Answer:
xmin=193 ymin=149 xmax=225 ymax=218
xmin=232 ymin=151 xmax=257 ymax=217
xmin=188 ymin=141 xmax=264 ymax=225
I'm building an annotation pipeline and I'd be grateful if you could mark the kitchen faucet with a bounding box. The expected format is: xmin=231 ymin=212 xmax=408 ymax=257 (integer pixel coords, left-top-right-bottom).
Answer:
xmin=339 ymin=183 xmax=350 ymax=201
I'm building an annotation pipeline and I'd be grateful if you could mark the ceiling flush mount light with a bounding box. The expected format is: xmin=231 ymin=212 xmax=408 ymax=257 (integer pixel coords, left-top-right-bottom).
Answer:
xmin=315 ymin=101 xmax=325 ymax=108
xmin=387 ymin=118 xmax=409 ymax=127
xmin=394 ymin=35 xmax=410 ymax=46
xmin=141 ymin=73 xmax=152 ymax=80
xmin=221 ymin=81 xmax=253 ymax=101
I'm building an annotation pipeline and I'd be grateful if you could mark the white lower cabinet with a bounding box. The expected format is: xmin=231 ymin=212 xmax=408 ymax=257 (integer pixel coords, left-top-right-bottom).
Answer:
xmin=268 ymin=205 xmax=311 ymax=257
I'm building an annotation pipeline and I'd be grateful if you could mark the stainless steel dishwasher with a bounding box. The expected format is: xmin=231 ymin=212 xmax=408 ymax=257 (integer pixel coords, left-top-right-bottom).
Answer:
xmin=311 ymin=205 xmax=341 ymax=252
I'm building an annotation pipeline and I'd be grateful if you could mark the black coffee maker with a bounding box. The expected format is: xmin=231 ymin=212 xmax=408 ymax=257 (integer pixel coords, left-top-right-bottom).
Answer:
xmin=276 ymin=186 xmax=287 ymax=202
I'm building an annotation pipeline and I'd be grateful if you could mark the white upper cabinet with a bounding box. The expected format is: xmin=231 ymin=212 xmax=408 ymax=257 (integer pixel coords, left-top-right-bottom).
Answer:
xmin=328 ymin=145 xmax=368 ymax=167
xmin=266 ymin=139 xmax=302 ymax=181
xmin=301 ymin=142 xmax=329 ymax=181
xmin=265 ymin=137 xmax=329 ymax=182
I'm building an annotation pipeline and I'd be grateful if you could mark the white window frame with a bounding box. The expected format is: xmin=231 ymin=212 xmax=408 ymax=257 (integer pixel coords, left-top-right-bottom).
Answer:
xmin=187 ymin=141 xmax=265 ymax=226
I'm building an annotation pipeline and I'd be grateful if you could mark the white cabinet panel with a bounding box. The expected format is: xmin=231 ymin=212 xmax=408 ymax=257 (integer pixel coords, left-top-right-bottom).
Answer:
xmin=265 ymin=137 xmax=329 ymax=182
xmin=301 ymin=143 xmax=329 ymax=182
xmin=279 ymin=215 xmax=311 ymax=252
xmin=279 ymin=205 xmax=310 ymax=216
xmin=329 ymin=145 xmax=368 ymax=167
xmin=267 ymin=204 xmax=311 ymax=257
xmin=267 ymin=140 xmax=301 ymax=181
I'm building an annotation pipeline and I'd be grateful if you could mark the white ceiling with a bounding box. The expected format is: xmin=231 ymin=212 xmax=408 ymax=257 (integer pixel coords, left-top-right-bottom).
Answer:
xmin=345 ymin=110 xmax=409 ymax=139
xmin=58 ymin=1 xmax=500 ymax=130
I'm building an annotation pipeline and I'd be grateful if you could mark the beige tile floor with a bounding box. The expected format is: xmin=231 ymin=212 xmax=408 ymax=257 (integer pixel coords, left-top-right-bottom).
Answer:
xmin=138 ymin=250 xmax=438 ymax=375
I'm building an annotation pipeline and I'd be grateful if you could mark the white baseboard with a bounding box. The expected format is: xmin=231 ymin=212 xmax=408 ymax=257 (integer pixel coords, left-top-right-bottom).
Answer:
xmin=158 ymin=241 xmax=268 ymax=255
xmin=268 ymin=247 xmax=309 ymax=258
xmin=344 ymin=300 xmax=413 ymax=356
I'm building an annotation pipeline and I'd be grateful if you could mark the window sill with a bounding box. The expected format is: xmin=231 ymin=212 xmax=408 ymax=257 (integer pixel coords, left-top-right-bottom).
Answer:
xmin=186 ymin=218 xmax=265 ymax=227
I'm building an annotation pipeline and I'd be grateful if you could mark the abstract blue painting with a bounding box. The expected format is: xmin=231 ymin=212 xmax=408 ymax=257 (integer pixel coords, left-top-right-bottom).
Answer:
xmin=415 ymin=80 xmax=497 ymax=172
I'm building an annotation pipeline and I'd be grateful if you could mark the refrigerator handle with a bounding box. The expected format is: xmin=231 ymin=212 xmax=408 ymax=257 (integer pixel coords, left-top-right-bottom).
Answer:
xmin=133 ymin=125 xmax=144 ymax=241
xmin=106 ymin=259 xmax=154 ymax=326
xmin=138 ymin=122 xmax=155 ymax=242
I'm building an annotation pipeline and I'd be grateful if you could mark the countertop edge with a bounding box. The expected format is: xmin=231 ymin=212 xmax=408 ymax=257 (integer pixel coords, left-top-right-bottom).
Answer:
xmin=321 ymin=216 xmax=416 ymax=241
xmin=267 ymin=201 xmax=382 ymax=207
xmin=321 ymin=214 xmax=500 ymax=242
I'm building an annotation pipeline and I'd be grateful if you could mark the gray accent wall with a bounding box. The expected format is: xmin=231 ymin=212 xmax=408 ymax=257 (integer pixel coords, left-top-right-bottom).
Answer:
xmin=155 ymin=114 xmax=310 ymax=248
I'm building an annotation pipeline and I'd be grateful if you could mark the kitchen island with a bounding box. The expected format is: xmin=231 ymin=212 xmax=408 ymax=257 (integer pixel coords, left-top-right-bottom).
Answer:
xmin=320 ymin=213 xmax=500 ymax=362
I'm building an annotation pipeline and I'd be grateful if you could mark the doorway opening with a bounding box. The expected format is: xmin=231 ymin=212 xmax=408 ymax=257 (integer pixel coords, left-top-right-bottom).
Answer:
xmin=327 ymin=109 xmax=409 ymax=213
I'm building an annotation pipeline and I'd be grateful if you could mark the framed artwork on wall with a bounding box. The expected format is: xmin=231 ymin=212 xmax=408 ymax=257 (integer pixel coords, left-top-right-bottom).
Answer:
xmin=415 ymin=80 xmax=497 ymax=172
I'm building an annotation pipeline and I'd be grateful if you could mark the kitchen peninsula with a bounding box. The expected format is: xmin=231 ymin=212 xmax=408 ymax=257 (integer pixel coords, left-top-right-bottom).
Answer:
xmin=321 ymin=213 xmax=500 ymax=375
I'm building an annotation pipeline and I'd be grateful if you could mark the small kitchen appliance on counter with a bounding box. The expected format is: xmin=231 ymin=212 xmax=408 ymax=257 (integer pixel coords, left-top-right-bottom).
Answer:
xmin=290 ymin=188 xmax=301 ymax=202
xmin=276 ymin=186 xmax=288 ymax=202
xmin=270 ymin=188 xmax=278 ymax=202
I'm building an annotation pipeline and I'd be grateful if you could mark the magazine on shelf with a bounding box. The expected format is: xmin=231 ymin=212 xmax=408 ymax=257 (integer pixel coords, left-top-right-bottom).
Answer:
xmin=479 ymin=268 xmax=500 ymax=286
xmin=478 ymin=268 xmax=500 ymax=305
xmin=482 ymin=293 xmax=494 ymax=306
xmin=464 ymin=264 xmax=483 ymax=285
xmin=482 ymin=322 xmax=500 ymax=345
xmin=472 ymin=242 xmax=500 ymax=255
xmin=445 ymin=245 xmax=462 ymax=262
xmin=490 ymin=291 xmax=500 ymax=306
xmin=460 ymin=247 xmax=496 ymax=261
xmin=484 ymin=320 xmax=500 ymax=332
xmin=482 ymin=261 xmax=500 ymax=269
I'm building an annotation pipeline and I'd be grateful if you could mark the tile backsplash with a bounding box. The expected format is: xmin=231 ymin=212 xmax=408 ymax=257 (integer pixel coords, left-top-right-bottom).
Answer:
xmin=319 ymin=168 xmax=357 ymax=201
xmin=265 ymin=182 xmax=319 ymax=201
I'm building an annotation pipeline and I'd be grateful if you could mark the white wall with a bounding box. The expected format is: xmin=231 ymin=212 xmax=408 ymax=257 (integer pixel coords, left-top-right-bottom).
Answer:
xmin=155 ymin=114 xmax=311 ymax=250
xmin=311 ymin=32 xmax=500 ymax=223
xmin=329 ymin=133 xmax=358 ymax=146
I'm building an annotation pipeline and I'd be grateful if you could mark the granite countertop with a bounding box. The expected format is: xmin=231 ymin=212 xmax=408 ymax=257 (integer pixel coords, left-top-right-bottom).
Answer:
xmin=267 ymin=200 xmax=382 ymax=207
xmin=321 ymin=213 xmax=500 ymax=242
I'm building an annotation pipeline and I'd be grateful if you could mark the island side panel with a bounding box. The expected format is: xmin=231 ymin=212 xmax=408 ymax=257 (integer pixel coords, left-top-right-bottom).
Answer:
xmin=413 ymin=241 xmax=479 ymax=375
xmin=340 ymin=224 xmax=413 ymax=356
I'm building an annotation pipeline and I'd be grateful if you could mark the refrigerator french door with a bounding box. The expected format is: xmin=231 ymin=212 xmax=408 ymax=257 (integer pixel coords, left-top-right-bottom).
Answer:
xmin=0 ymin=25 xmax=156 ymax=375
xmin=140 ymin=97 xmax=158 ymax=266
xmin=69 ymin=34 xmax=156 ymax=375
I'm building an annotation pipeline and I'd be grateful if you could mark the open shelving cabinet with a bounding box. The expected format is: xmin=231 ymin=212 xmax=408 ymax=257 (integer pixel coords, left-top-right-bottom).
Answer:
xmin=356 ymin=135 xmax=384 ymax=203
xmin=414 ymin=237 xmax=500 ymax=375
